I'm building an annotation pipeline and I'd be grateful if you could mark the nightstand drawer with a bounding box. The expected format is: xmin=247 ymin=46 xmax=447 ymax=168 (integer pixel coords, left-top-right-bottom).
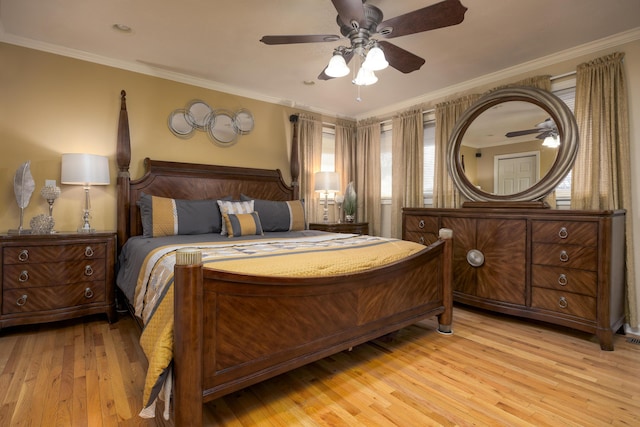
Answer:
xmin=3 ymin=243 xmax=106 ymax=264
xmin=531 ymin=288 xmax=596 ymax=320
xmin=532 ymin=243 xmax=597 ymax=270
xmin=3 ymin=260 xmax=106 ymax=289
xmin=404 ymin=215 xmax=438 ymax=233
xmin=531 ymin=265 xmax=597 ymax=297
xmin=2 ymin=282 xmax=106 ymax=315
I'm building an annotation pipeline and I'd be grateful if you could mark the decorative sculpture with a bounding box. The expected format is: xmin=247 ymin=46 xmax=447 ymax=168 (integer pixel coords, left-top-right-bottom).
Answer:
xmin=343 ymin=182 xmax=357 ymax=223
xmin=12 ymin=161 xmax=35 ymax=233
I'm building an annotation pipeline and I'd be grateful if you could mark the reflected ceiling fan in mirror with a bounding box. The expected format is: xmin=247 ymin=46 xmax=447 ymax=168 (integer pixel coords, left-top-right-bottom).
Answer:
xmin=260 ymin=0 xmax=467 ymax=87
xmin=505 ymin=118 xmax=560 ymax=147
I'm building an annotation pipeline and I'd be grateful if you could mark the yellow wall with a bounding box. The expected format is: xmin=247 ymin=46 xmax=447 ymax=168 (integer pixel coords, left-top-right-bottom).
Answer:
xmin=0 ymin=43 xmax=299 ymax=232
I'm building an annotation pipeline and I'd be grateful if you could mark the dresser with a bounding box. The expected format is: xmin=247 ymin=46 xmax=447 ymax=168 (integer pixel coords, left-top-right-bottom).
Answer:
xmin=402 ymin=208 xmax=625 ymax=350
xmin=0 ymin=232 xmax=117 ymax=330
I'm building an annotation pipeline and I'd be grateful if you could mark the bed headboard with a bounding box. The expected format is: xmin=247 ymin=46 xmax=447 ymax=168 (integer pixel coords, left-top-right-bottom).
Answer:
xmin=116 ymin=90 xmax=300 ymax=251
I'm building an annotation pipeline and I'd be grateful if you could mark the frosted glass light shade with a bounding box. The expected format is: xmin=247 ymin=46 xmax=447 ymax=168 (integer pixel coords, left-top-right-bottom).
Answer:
xmin=325 ymin=53 xmax=350 ymax=78
xmin=61 ymin=153 xmax=110 ymax=185
xmin=362 ymin=46 xmax=388 ymax=71
xmin=353 ymin=67 xmax=378 ymax=86
xmin=542 ymin=135 xmax=560 ymax=148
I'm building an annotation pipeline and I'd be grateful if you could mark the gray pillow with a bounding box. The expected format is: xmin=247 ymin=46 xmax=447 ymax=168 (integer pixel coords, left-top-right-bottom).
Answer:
xmin=240 ymin=194 xmax=306 ymax=231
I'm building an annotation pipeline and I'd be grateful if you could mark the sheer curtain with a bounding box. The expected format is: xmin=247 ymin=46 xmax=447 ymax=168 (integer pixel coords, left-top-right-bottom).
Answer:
xmin=355 ymin=120 xmax=381 ymax=236
xmin=298 ymin=114 xmax=323 ymax=224
xmin=433 ymin=94 xmax=480 ymax=208
xmin=335 ymin=120 xmax=356 ymax=204
xmin=390 ymin=108 xmax=424 ymax=238
xmin=570 ymin=52 xmax=637 ymax=326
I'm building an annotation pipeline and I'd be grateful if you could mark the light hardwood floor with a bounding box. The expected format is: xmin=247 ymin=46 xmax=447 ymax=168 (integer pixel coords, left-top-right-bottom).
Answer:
xmin=1 ymin=306 xmax=639 ymax=426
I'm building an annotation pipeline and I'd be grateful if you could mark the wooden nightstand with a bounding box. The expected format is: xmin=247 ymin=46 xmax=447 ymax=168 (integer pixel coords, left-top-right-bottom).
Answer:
xmin=309 ymin=222 xmax=369 ymax=235
xmin=0 ymin=232 xmax=117 ymax=331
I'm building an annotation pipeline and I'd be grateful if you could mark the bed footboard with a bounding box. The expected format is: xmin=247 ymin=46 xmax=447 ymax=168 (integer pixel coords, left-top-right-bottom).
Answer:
xmin=173 ymin=229 xmax=453 ymax=426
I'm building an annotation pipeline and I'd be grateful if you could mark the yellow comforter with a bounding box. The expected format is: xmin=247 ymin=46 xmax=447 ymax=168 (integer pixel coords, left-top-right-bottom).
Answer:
xmin=135 ymin=233 xmax=425 ymax=418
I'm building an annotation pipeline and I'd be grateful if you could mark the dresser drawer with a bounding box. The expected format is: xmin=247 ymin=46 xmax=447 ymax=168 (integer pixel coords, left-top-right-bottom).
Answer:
xmin=531 ymin=265 xmax=597 ymax=297
xmin=531 ymin=288 xmax=596 ymax=320
xmin=404 ymin=215 xmax=438 ymax=233
xmin=531 ymin=221 xmax=597 ymax=246
xmin=404 ymin=230 xmax=439 ymax=246
xmin=3 ymin=260 xmax=106 ymax=289
xmin=2 ymin=282 xmax=106 ymax=315
xmin=3 ymin=243 xmax=106 ymax=264
xmin=532 ymin=243 xmax=597 ymax=270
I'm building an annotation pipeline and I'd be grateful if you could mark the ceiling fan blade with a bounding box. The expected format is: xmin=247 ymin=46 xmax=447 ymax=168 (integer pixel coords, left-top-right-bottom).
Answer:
xmin=377 ymin=0 xmax=468 ymax=39
xmin=505 ymin=129 xmax=542 ymax=138
xmin=378 ymin=41 xmax=425 ymax=74
xmin=260 ymin=34 xmax=341 ymax=45
xmin=318 ymin=50 xmax=354 ymax=80
xmin=331 ymin=0 xmax=366 ymax=28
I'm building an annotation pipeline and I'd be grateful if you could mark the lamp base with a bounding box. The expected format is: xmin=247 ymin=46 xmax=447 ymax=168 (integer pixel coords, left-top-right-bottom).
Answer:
xmin=77 ymin=227 xmax=96 ymax=233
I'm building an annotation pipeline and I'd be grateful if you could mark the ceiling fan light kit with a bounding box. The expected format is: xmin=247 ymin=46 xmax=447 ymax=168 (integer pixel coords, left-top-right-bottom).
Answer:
xmin=260 ymin=0 xmax=467 ymax=91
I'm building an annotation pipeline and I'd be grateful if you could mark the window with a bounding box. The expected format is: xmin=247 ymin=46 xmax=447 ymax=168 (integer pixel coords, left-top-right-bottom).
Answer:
xmin=380 ymin=123 xmax=392 ymax=198
xmin=321 ymin=126 xmax=336 ymax=172
xmin=553 ymin=85 xmax=576 ymax=200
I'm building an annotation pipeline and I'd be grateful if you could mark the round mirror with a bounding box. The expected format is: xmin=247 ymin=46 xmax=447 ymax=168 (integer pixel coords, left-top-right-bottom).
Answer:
xmin=447 ymin=86 xmax=579 ymax=202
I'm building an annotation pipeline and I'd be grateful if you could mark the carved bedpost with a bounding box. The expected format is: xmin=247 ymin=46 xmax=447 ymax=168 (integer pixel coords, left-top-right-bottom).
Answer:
xmin=174 ymin=249 xmax=204 ymax=426
xmin=437 ymin=228 xmax=454 ymax=334
xmin=289 ymin=114 xmax=300 ymax=200
xmin=116 ymin=90 xmax=131 ymax=253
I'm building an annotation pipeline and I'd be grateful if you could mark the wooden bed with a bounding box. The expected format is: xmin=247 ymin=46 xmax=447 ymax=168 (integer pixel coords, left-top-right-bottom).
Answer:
xmin=115 ymin=90 xmax=454 ymax=425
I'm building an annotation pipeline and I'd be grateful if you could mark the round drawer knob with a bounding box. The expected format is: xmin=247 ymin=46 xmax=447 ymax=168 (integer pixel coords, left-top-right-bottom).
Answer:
xmin=18 ymin=270 xmax=29 ymax=282
xmin=18 ymin=249 xmax=29 ymax=262
xmin=419 ymin=236 xmax=425 ymax=245
xmin=16 ymin=294 xmax=28 ymax=306
xmin=418 ymin=220 xmax=425 ymax=229
xmin=84 ymin=288 xmax=94 ymax=299
xmin=558 ymin=296 xmax=568 ymax=309
xmin=559 ymin=250 xmax=569 ymax=262
xmin=558 ymin=227 xmax=568 ymax=239
xmin=558 ymin=274 xmax=568 ymax=286
xmin=84 ymin=265 xmax=94 ymax=276
xmin=85 ymin=246 xmax=95 ymax=257
xmin=466 ymin=249 xmax=485 ymax=267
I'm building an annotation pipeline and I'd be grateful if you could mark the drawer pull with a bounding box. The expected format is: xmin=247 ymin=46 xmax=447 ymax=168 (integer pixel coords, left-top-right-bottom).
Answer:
xmin=84 ymin=265 xmax=94 ymax=276
xmin=559 ymin=250 xmax=569 ymax=262
xmin=18 ymin=270 xmax=29 ymax=282
xmin=84 ymin=288 xmax=94 ymax=299
xmin=558 ymin=274 xmax=568 ymax=286
xmin=418 ymin=220 xmax=425 ymax=229
xmin=467 ymin=249 xmax=485 ymax=267
xmin=18 ymin=249 xmax=29 ymax=262
xmin=85 ymin=246 xmax=95 ymax=257
xmin=558 ymin=296 xmax=568 ymax=309
xmin=558 ymin=227 xmax=568 ymax=239
xmin=16 ymin=294 xmax=28 ymax=306
xmin=419 ymin=236 xmax=425 ymax=245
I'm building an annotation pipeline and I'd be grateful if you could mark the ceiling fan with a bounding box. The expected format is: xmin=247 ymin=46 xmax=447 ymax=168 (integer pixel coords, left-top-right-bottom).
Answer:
xmin=260 ymin=0 xmax=468 ymax=83
xmin=505 ymin=118 xmax=558 ymax=140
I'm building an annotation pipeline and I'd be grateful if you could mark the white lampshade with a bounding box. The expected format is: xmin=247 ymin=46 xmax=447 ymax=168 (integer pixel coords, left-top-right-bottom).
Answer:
xmin=314 ymin=171 xmax=341 ymax=193
xmin=353 ymin=67 xmax=378 ymax=86
xmin=325 ymin=53 xmax=350 ymax=78
xmin=61 ymin=153 xmax=110 ymax=186
xmin=362 ymin=45 xmax=388 ymax=71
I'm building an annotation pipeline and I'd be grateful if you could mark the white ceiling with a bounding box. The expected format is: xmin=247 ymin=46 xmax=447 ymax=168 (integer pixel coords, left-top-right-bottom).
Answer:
xmin=1 ymin=0 xmax=639 ymax=120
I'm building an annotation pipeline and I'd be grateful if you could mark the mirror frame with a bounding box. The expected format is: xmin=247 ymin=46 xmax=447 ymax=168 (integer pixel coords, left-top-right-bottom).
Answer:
xmin=446 ymin=86 xmax=579 ymax=202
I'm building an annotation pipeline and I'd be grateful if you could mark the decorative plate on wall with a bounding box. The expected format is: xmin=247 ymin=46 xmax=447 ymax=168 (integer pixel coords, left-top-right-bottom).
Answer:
xmin=234 ymin=109 xmax=254 ymax=135
xmin=207 ymin=110 xmax=237 ymax=146
xmin=185 ymin=100 xmax=214 ymax=131
xmin=168 ymin=109 xmax=196 ymax=138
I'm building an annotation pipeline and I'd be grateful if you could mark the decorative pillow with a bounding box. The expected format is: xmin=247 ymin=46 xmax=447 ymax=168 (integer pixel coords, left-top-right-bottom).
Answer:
xmin=137 ymin=193 xmax=225 ymax=238
xmin=223 ymin=212 xmax=264 ymax=238
xmin=217 ymin=200 xmax=254 ymax=235
xmin=240 ymin=195 xmax=306 ymax=231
